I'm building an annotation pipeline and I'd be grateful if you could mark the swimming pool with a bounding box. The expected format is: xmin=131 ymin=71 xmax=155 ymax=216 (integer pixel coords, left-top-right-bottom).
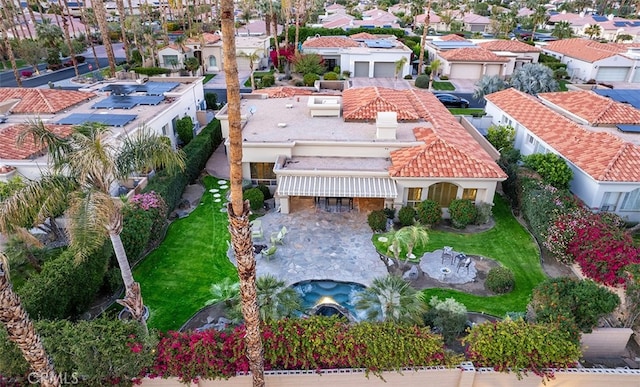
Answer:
xmin=291 ymin=280 xmax=367 ymax=322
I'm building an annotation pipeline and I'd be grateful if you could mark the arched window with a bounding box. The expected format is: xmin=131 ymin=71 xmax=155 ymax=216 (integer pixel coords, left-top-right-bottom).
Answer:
xmin=427 ymin=182 xmax=458 ymax=207
xmin=208 ymin=55 xmax=217 ymax=67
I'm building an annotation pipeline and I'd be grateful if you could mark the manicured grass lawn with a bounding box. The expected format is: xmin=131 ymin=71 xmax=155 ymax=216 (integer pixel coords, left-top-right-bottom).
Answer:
xmin=432 ymin=81 xmax=455 ymax=91
xmin=558 ymin=80 xmax=570 ymax=91
xmin=373 ymin=196 xmax=545 ymax=318
xmin=448 ymin=108 xmax=485 ymax=116
xmin=203 ymin=74 xmax=215 ymax=84
xmin=0 ymin=60 xmax=27 ymax=70
xmin=135 ymin=176 xmax=237 ymax=331
xmin=243 ymin=70 xmax=275 ymax=87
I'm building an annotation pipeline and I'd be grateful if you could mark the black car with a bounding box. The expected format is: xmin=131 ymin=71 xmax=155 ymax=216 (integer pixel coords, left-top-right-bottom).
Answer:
xmin=434 ymin=93 xmax=470 ymax=108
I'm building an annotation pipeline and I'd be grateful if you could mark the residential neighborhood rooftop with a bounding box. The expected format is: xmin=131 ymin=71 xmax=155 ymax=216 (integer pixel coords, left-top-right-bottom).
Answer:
xmin=543 ymin=38 xmax=640 ymax=63
xmin=538 ymin=90 xmax=640 ymax=126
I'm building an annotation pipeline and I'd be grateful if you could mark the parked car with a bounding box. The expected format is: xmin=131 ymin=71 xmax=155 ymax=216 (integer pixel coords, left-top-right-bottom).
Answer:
xmin=434 ymin=93 xmax=470 ymax=108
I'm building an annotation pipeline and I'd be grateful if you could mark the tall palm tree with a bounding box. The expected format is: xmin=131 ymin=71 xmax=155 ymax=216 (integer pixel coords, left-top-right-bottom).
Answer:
xmin=239 ymin=49 xmax=263 ymax=89
xmin=115 ymin=0 xmax=131 ymax=62
xmin=91 ymin=0 xmax=117 ymax=75
xmin=10 ymin=122 xmax=185 ymax=326
xmin=417 ymin=0 xmax=432 ymax=75
xmin=427 ymin=58 xmax=441 ymax=91
xmin=355 ymin=275 xmax=426 ymax=324
xmin=395 ymin=56 xmax=408 ymax=80
xmin=58 ymin=0 xmax=80 ymax=77
xmin=221 ymin=0 xmax=265 ymax=384
xmin=0 ymin=0 xmax=22 ymax=87
xmin=0 ymin=254 xmax=60 ymax=387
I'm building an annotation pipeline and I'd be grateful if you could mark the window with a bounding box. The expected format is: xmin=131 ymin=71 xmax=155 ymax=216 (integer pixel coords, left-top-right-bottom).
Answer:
xmin=462 ymin=188 xmax=477 ymax=202
xmin=407 ymin=188 xmax=423 ymax=207
xmin=600 ymin=192 xmax=620 ymax=211
xmin=325 ymin=58 xmax=337 ymax=70
xmin=526 ymin=134 xmax=534 ymax=144
xmin=620 ymin=188 xmax=640 ymax=211
xmin=163 ymin=55 xmax=179 ymax=67
xmin=534 ymin=142 xmax=547 ymax=154
xmin=427 ymin=182 xmax=458 ymax=207
xmin=250 ymin=163 xmax=276 ymax=186
xmin=208 ymin=55 xmax=217 ymax=67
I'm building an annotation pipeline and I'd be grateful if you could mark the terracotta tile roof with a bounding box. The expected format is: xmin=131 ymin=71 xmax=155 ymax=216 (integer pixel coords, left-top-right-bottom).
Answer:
xmin=415 ymin=11 xmax=440 ymax=24
xmin=440 ymin=34 xmax=468 ymax=42
xmin=302 ymin=36 xmax=360 ymax=48
xmin=186 ymin=32 xmax=220 ymax=45
xmin=336 ymin=87 xmax=506 ymax=179
xmin=542 ymin=38 xmax=633 ymax=63
xmin=0 ymin=88 xmax=95 ymax=114
xmin=479 ymin=39 xmax=542 ymax=53
xmin=463 ymin=14 xmax=490 ymax=24
xmin=350 ymin=32 xmax=378 ymax=40
xmin=0 ymin=124 xmax=73 ymax=160
xmin=486 ymin=88 xmax=640 ymax=182
xmin=538 ymin=90 xmax=640 ymax=126
xmin=440 ymin=47 xmax=509 ymax=62
xmin=253 ymin=87 xmax=314 ymax=98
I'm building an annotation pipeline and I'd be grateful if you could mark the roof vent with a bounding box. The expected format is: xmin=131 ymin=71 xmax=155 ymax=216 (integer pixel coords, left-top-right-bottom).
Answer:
xmin=376 ymin=112 xmax=397 ymax=140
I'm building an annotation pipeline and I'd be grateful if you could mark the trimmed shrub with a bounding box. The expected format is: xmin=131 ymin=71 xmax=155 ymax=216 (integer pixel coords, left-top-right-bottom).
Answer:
xmin=403 ymin=74 xmax=413 ymax=80
xmin=133 ymin=67 xmax=172 ymax=76
xmin=398 ymin=206 xmax=416 ymax=226
xmin=0 ymin=318 xmax=155 ymax=385
xmin=416 ymin=200 xmax=442 ymax=225
xmin=256 ymin=184 xmax=272 ymax=200
xmin=303 ymin=73 xmax=320 ymax=86
xmin=463 ymin=319 xmax=581 ymax=380
xmin=18 ymin=244 xmax=111 ymax=320
xmin=243 ymin=188 xmax=264 ymax=211
xmin=20 ymin=70 xmax=32 ymax=78
xmin=439 ymin=75 xmax=449 ymax=80
xmin=143 ymin=120 xmax=222 ymax=213
xmin=383 ymin=207 xmax=396 ymax=220
xmin=176 ymin=116 xmax=194 ymax=146
xmin=367 ymin=210 xmax=387 ymax=232
xmin=485 ymin=266 xmax=515 ymax=294
xmin=424 ymin=296 xmax=468 ymax=345
xmin=475 ymin=202 xmax=493 ymax=225
xmin=261 ymin=73 xmax=275 ymax=87
xmin=415 ymin=74 xmax=429 ymax=89
xmin=448 ymin=199 xmax=477 ymax=229
xmin=522 ymin=153 xmax=573 ymax=189
xmin=204 ymin=92 xmax=218 ymax=110
xmin=121 ymin=204 xmax=153 ymax=263
xmin=323 ymin=71 xmax=339 ymax=80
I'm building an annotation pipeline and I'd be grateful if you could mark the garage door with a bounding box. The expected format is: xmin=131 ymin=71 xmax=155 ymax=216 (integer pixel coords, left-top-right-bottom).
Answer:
xmin=449 ymin=63 xmax=483 ymax=79
xmin=354 ymin=62 xmax=369 ymax=77
xmin=485 ymin=64 xmax=502 ymax=77
xmin=373 ymin=62 xmax=395 ymax=77
xmin=596 ymin=67 xmax=629 ymax=82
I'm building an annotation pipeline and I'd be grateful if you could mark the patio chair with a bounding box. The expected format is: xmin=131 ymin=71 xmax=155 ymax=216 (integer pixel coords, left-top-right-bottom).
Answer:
xmin=250 ymin=219 xmax=263 ymax=240
xmin=261 ymin=245 xmax=277 ymax=260
xmin=270 ymin=226 xmax=287 ymax=245
xmin=441 ymin=246 xmax=454 ymax=264
xmin=457 ymin=256 xmax=472 ymax=274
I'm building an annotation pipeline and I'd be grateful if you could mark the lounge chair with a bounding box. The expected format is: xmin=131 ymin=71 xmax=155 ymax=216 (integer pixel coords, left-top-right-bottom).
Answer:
xmin=250 ymin=219 xmax=263 ymax=240
xmin=270 ymin=226 xmax=287 ymax=245
xmin=262 ymin=245 xmax=277 ymax=260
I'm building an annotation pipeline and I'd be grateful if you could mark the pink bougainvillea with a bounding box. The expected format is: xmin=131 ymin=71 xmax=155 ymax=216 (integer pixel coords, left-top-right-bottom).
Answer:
xmin=130 ymin=191 xmax=166 ymax=212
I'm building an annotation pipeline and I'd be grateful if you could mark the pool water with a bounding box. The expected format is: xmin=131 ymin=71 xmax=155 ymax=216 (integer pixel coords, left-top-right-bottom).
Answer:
xmin=291 ymin=280 xmax=367 ymax=322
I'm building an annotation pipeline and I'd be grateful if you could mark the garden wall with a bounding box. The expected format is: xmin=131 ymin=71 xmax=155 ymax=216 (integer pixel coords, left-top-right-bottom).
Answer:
xmin=581 ymin=328 xmax=634 ymax=358
xmin=140 ymin=366 xmax=640 ymax=387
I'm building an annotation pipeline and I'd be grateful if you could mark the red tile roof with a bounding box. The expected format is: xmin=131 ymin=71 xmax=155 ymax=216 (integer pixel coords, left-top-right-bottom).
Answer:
xmin=440 ymin=47 xmax=509 ymax=62
xmin=302 ymin=36 xmax=360 ymax=48
xmin=253 ymin=87 xmax=314 ymax=98
xmin=538 ymin=90 xmax=640 ymax=125
xmin=340 ymin=87 xmax=504 ymax=179
xmin=440 ymin=34 xmax=468 ymax=42
xmin=0 ymin=124 xmax=73 ymax=160
xmin=186 ymin=32 xmax=220 ymax=45
xmin=486 ymin=88 xmax=640 ymax=182
xmin=350 ymin=32 xmax=378 ymax=40
xmin=543 ymin=38 xmax=640 ymax=63
xmin=0 ymin=88 xmax=95 ymax=114
xmin=479 ymin=39 xmax=542 ymax=53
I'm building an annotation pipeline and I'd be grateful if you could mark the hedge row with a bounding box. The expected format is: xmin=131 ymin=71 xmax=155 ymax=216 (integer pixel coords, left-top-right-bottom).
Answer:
xmin=17 ymin=244 xmax=111 ymax=320
xmin=143 ymin=119 xmax=222 ymax=213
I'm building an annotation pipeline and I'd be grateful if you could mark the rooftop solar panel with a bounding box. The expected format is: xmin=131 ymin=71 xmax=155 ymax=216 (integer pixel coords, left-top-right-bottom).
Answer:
xmin=594 ymin=89 xmax=640 ymax=109
xmin=100 ymin=82 xmax=179 ymax=96
xmin=92 ymin=95 xmax=164 ymax=109
xmin=613 ymin=21 xmax=627 ymax=27
xmin=364 ymin=39 xmax=394 ymax=48
xmin=592 ymin=15 xmax=608 ymax=22
xmin=617 ymin=125 xmax=640 ymax=133
xmin=56 ymin=113 xmax=137 ymax=127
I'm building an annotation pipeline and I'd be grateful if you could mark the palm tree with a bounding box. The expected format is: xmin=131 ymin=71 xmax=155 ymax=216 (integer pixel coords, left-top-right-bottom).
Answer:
xmin=552 ymin=21 xmax=572 ymax=40
xmin=91 ymin=0 xmax=117 ymax=75
xmin=255 ymin=275 xmax=302 ymax=322
xmin=220 ymin=0 xmax=265 ymax=385
xmin=385 ymin=225 xmax=429 ymax=272
xmin=10 ymin=121 xmax=185 ymax=326
xmin=427 ymin=58 xmax=441 ymax=91
xmin=395 ymin=56 xmax=408 ymax=80
xmin=239 ymin=50 xmax=263 ymax=89
xmin=529 ymin=6 xmax=547 ymax=43
xmin=584 ymin=24 xmax=602 ymax=40
xmin=57 ymin=0 xmax=80 ymax=77
xmin=0 ymin=253 xmax=60 ymax=387
xmin=511 ymin=63 xmax=559 ymax=95
xmin=417 ymin=0 xmax=432 ymax=75
xmin=115 ymin=0 xmax=131 ymax=62
xmin=473 ymin=74 xmax=508 ymax=101
xmin=0 ymin=0 xmax=22 ymax=87
xmin=355 ymin=275 xmax=426 ymax=324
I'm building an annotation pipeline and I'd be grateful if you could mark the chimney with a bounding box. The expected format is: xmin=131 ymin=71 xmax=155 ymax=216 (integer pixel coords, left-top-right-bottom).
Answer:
xmin=376 ymin=112 xmax=397 ymax=140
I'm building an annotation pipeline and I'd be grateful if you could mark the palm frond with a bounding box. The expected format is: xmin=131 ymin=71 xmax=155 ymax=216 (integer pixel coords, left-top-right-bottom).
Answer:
xmin=66 ymin=189 xmax=116 ymax=262
xmin=65 ymin=123 xmax=119 ymax=191
xmin=17 ymin=118 xmax=71 ymax=168
xmin=117 ymin=127 xmax=186 ymax=178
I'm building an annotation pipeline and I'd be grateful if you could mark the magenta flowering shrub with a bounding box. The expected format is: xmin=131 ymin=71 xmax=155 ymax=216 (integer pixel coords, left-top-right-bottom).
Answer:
xmin=149 ymin=317 xmax=445 ymax=383
xmin=130 ymin=191 xmax=166 ymax=211
xmin=542 ymin=207 xmax=592 ymax=263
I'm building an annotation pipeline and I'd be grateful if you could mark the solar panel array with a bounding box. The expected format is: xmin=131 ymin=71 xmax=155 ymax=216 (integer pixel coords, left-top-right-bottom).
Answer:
xmin=100 ymin=82 xmax=179 ymax=96
xmin=593 ymin=89 xmax=640 ymax=109
xmin=92 ymin=95 xmax=165 ymax=109
xmin=364 ymin=39 xmax=394 ymax=48
xmin=56 ymin=113 xmax=137 ymax=127
xmin=592 ymin=15 xmax=608 ymax=22
xmin=617 ymin=125 xmax=640 ymax=133
xmin=613 ymin=20 xmax=640 ymax=27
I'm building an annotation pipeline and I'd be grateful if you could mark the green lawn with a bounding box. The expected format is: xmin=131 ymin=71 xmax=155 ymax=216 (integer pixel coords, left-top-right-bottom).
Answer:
xmin=244 ymin=70 xmax=275 ymax=87
xmin=432 ymin=81 xmax=455 ymax=91
xmin=373 ymin=196 xmax=545 ymax=318
xmin=0 ymin=60 xmax=27 ymax=70
xmin=558 ymin=80 xmax=570 ymax=91
xmin=203 ymin=74 xmax=215 ymax=84
xmin=448 ymin=108 xmax=485 ymax=116
xmin=135 ymin=176 xmax=237 ymax=331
